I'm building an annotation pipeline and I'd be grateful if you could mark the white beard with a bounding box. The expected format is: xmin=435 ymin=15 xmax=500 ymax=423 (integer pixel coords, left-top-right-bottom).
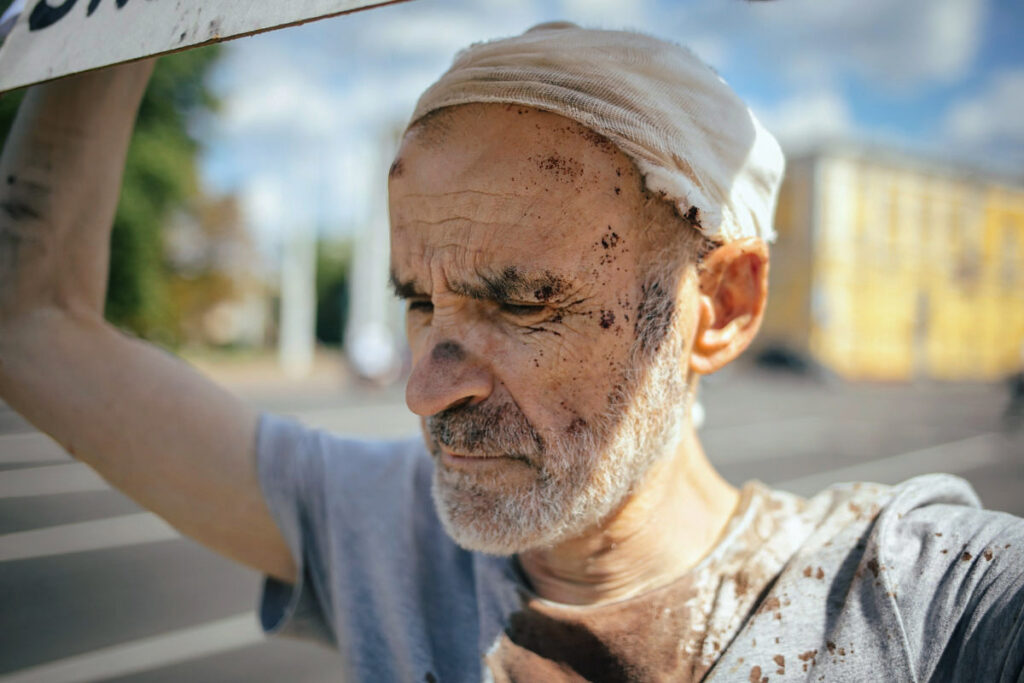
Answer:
xmin=425 ymin=312 xmax=691 ymax=556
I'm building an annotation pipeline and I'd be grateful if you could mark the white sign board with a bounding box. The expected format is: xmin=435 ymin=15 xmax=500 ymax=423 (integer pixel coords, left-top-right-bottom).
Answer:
xmin=0 ymin=0 xmax=407 ymax=93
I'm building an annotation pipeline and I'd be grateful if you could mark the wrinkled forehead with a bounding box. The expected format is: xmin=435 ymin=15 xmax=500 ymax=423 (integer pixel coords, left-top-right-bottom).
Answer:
xmin=388 ymin=104 xmax=646 ymax=285
xmin=391 ymin=104 xmax=636 ymax=198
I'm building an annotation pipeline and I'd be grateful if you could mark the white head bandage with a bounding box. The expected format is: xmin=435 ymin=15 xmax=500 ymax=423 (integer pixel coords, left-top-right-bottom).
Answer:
xmin=409 ymin=22 xmax=785 ymax=243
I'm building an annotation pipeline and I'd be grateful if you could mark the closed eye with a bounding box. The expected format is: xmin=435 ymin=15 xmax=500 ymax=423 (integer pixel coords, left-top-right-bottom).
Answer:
xmin=408 ymin=299 xmax=434 ymax=313
xmin=499 ymin=302 xmax=547 ymax=317
xmin=406 ymin=298 xmax=546 ymax=318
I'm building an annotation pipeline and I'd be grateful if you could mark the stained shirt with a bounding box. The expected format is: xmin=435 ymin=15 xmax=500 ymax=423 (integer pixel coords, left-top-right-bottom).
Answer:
xmin=256 ymin=413 xmax=1024 ymax=682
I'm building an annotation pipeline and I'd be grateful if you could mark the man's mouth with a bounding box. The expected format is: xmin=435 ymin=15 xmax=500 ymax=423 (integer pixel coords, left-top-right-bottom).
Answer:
xmin=427 ymin=401 xmax=544 ymax=460
xmin=435 ymin=444 xmax=538 ymax=473
xmin=439 ymin=447 xmax=509 ymax=470
xmin=439 ymin=445 xmax=490 ymax=459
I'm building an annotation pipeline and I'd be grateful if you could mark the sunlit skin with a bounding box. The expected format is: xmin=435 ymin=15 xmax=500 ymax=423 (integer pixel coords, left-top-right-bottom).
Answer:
xmin=389 ymin=104 xmax=769 ymax=604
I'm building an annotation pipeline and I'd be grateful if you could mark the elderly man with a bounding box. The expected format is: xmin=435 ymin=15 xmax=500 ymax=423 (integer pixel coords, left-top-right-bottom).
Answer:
xmin=1 ymin=23 xmax=1022 ymax=683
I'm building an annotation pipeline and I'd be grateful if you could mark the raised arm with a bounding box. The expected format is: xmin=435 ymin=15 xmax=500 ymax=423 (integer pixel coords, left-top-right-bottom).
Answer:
xmin=0 ymin=62 xmax=296 ymax=583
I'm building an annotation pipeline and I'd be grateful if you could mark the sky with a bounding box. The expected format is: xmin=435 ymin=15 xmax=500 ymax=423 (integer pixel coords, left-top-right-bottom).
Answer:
xmin=199 ymin=0 xmax=1024 ymax=250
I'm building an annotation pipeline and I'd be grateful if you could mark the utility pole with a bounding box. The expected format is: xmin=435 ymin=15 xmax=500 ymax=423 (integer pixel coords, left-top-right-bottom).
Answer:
xmin=344 ymin=127 xmax=402 ymax=383
xmin=278 ymin=150 xmax=318 ymax=378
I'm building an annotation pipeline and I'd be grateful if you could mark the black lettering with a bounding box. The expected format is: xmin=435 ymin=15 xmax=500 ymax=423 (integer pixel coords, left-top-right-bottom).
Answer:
xmin=29 ymin=0 xmax=132 ymax=29
xmin=28 ymin=0 xmax=78 ymax=31
xmin=89 ymin=0 xmax=131 ymax=16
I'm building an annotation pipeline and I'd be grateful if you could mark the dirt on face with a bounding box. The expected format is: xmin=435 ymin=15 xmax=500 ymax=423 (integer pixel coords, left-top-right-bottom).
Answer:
xmin=535 ymin=154 xmax=585 ymax=182
xmin=391 ymin=102 xmax=702 ymax=555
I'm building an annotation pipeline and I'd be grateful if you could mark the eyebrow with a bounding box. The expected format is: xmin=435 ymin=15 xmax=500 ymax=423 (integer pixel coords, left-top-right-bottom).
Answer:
xmin=390 ymin=272 xmax=426 ymax=300
xmin=389 ymin=266 xmax=571 ymax=303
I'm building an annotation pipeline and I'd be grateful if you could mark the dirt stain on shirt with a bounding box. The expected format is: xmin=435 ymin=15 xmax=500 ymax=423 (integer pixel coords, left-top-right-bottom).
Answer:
xmin=485 ymin=483 xmax=807 ymax=682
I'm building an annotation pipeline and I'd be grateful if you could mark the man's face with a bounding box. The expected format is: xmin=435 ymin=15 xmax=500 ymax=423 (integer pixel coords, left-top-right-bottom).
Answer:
xmin=389 ymin=104 xmax=697 ymax=554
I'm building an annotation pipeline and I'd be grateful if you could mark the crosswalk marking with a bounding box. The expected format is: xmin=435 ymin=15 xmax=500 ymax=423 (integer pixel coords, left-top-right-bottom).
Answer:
xmin=0 ymin=432 xmax=72 ymax=466
xmin=0 ymin=613 xmax=263 ymax=683
xmin=0 ymin=512 xmax=178 ymax=562
xmin=0 ymin=462 xmax=107 ymax=499
xmin=0 ymin=462 xmax=106 ymax=498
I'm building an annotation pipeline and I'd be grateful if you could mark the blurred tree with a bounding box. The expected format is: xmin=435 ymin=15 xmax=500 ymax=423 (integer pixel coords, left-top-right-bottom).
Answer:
xmin=165 ymin=195 xmax=260 ymax=348
xmin=0 ymin=34 xmax=222 ymax=346
xmin=315 ymin=239 xmax=352 ymax=347
xmin=107 ymin=47 xmax=223 ymax=345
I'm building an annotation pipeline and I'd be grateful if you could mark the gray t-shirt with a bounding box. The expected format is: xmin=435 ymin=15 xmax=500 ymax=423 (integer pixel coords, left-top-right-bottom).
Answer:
xmin=256 ymin=413 xmax=1024 ymax=682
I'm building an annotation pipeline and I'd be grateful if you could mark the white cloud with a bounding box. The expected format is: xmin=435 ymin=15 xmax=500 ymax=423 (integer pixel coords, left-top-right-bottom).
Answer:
xmin=685 ymin=36 xmax=727 ymax=71
xmin=224 ymin=75 xmax=346 ymax=139
xmin=674 ymin=0 xmax=987 ymax=89
xmin=367 ymin=9 xmax=510 ymax=56
xmin=754 ymin=90 xmax=854 ymax=148
xmin=945 ymin=70 xmax=1024 ymax=145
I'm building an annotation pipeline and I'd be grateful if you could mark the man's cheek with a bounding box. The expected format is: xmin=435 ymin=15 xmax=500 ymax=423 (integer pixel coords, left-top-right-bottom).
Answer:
xmin=527 ymin=362 xmax=602 ymax=434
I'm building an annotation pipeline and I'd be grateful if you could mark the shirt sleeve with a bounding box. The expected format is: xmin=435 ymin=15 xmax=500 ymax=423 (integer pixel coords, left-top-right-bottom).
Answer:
xmin=254 ymin=412 xmax=445 ymax=650
xmin=255 ymin=412 xmax=335 ymax=645
xmin=876 ymin=474 xmax=1024 ymax=682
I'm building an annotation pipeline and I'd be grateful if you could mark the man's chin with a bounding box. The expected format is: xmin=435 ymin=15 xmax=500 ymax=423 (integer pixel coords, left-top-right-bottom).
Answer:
xmin=430 ymin=474 xmax=564 ymax=556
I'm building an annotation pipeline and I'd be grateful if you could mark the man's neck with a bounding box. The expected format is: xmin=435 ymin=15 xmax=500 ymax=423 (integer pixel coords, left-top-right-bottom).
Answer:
xmin=516 ymin=427 xmax=740 ymax=605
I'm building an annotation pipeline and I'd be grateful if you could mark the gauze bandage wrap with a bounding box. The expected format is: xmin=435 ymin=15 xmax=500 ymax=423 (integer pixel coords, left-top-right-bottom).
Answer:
xmin=409 ymin=22 xmax=785 ymax=243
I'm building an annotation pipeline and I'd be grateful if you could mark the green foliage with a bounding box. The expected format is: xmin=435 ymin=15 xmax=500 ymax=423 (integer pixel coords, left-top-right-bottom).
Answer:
xmin=105 ymin=47 xmax=222 ymax=344
xmin=315 ymin=239 xmax=352 ymax=347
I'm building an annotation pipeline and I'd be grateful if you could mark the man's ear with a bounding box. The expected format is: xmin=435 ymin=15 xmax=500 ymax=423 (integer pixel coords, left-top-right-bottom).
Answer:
xmin=689 ymin=237 xmax=769 ymax=375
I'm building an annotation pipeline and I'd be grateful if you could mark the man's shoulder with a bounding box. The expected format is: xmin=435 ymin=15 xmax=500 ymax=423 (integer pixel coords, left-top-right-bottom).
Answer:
xmin=730 ymin=474 xmax=1024 ymax=680
xmin=786 ymin=473 xmax=986 ymax=557
xmin=863 ymin=474 xmax=1024 ymax=631
xmin=786 ymin=473 xmax=1022 ymax=612
xmin=798 ymin=473 xmax=1020 ymax=581
xmin=801 ymin=472 xmax=979 ymax=521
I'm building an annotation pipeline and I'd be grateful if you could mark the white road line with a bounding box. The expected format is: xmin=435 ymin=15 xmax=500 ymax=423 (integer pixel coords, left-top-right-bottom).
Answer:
xmin=0 ymin=513 xmax=178 ymax=562
xmin=0 ymin=613 xmax=263 ymax=683
xmin=0 ymin=432 xmax=72 ymax=465
xmin=0 ymin=451 xmax=71 ymax=466
xmin=0 ymin=462 xmax=107 ymax=499
xmin=773 ymin=431 xmax=1005 ymax=497
xmin=0 ymin=431 xmax=43 ymax=442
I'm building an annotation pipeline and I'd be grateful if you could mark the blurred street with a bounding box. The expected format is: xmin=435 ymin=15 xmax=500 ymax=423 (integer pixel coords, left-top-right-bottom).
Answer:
xmin=1 ymin=359 xmax=1021 ymax=682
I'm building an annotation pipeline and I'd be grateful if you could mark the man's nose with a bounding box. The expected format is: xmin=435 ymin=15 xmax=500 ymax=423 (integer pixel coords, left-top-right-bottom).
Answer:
xmin=405 ymin=339 xmax=494 ymax=417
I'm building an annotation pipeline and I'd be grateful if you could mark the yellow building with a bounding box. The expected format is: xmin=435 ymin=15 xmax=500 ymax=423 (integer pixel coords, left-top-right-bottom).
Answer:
xmin=760 ymin=145 xmax=1024 ymax=381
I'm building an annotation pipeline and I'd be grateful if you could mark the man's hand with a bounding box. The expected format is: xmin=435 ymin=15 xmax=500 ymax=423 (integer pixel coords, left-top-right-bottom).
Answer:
xmin=0 ymin=62 xmax=297 ymax=583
